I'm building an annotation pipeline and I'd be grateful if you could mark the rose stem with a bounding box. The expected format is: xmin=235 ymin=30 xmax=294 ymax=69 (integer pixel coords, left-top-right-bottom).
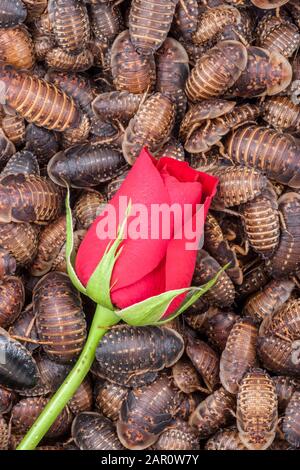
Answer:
xmin=17 ymin=305 xmax=119 ymax=450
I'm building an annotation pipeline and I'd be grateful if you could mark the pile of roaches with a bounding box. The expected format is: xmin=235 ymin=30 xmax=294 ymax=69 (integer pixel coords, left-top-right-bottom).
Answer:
xmin=0 ymin=0 xmax=299 ymax=451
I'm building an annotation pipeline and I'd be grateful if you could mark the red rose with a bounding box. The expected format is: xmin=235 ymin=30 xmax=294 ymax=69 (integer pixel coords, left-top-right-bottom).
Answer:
xmin=75 ymin=148 xmax=218 ymax=313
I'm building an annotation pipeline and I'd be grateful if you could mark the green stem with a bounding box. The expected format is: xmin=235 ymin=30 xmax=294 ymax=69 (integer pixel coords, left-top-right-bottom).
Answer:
xmin=17 ymin=305 xmax=119 ymax=451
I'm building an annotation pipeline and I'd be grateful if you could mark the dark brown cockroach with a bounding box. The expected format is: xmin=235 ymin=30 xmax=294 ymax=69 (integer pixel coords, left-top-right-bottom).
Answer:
xmin=256 ymin=15 xmax=300 ymax=58
xmin=117 ymin=375 xmax=179 ymax=450
xmin=30 ymin=215 xmax=67 ymax=276
xmin=153 ymin=420 xmax=199 ymax=450
xmin=0 ymin=129 xmax=16 ymax=169
xmin=68 ymin=377 xmax=93 ymax=414
xmin=92 ymin=91 xmax=144 ymax=125
xmin=262 ymin=96 xmax=300 ymax=133
xmin=0 ymin=386 xmax=15 ymax=414
xmin=237 ymin=262 xmax=270 ymax=300
xmin=48 ymin=144 xmax=127 ymax=188
xmin=0 ymin=114 xmax=26 ymax=146
xmin=261 ymin=298 xmax=300 ymax=343
xmin=111 ymin=30 xmax=156 ymax=94
xmin=186 ymin=338 xmax=220 ymax=392
xmin=237 ymin=369 xmax=278 ymax=450
xmin=72 ymin=412 xmax=124 ymax=450
xmin=25 ymin=124 xmax=60 ymax=165
xmin=0 ymin=26 xmax=35 ymax=70
xmin=185 ymin=104 xmax=260 ymax=154
xmin=11 ymin=397 xmax=72 ymax=438
xmin=227 ymin=46 xmax=292 ymax=98
xmin=205 ymin=427 xmax=247 ymax=450
xmin=257 ymin=335 xmax=300 ymax=376
xmin=45 ymin=47 xmax=94 ymax=73
xmin=268 ymin=193 xmax=300 ymax=277
xmin=51 ymin=229 xmax=85 ymax=274
xmin=0 ymin=65 xmax=82 ymax=132
xmin=0 ymin=222 xmax=39 ymax=266
xmin=9 ymin=304 xmax=39 ymax=352
xmin=74 ymin=190 xmax=106 ymax=230
xmin=172 ymin=357 xmax=204 ymax=394
xmin=33 ymin=352 xmax=71 ymax=394
xmin=193 ymin=249 xmax=236 ymax=308
xmin=0 ymin=276 xmax=24 ymax=328
xmin=0 ymin=327 xmax=39 ymax=390
xmin=122 ymin=92 xmax=175 ymax=165
xmin=88 ymin=1 xmax=123 ymax=45
xmin=189 ymin=386 xmax=235 ymax=438
xmin=225 ymin=126 xmax=300 ymax=188
xmin=48 ymin=0 xmax=90 ymax=53
xmin=0 ymin=248 xmax=16 ymax=280
xmin=272 ymin=376 xmax=299 ymax=412
xmin=1 ymin=151 xmax=39 ymax=179
xmin=33 ymin=35 xmax=54 ymax=62
xmin=0 ymin=416 xmax=8 ymax=450
xmin=243 ymin=279 xmax=295 ymax=325
xmin=95 ymin=325 xmax=184 ymax=387
xmin=192 ymin=5 xmax=241 ymax=46
xmin=95 ymin=381 xmax=128 ymax=421
xmin=206 ymin=310 xmax=240 ymax=351
xmin=185 ymin=40 xmax=247 ymax=102
xmin=220 ymin=318 xmax=258 ymax=395
xmin=154 ymin=138 xmax=185 ymax=161
xmin=129 ymin=0 xmax=177 ymax=55
xmin=156 ymin=37 xmax=189 ymax=121
xmin=282 ymin=391 xmax=300 ymax=448
xmin=0 ymin=174 xmax=62 ymax=224
xmin=0 ymin=0 xmax=27 ymax=28
xmin=33 ymin=272 xmax=87 ymax=364
xmin=250 ymin=0 xmax=289 ymax=8
xmin=172 ymin=0 xmax=199 ymax=42
xmin=61 ymin=113 xmax=91 ymax=147
xmin=22 ymin=0 xmax=47 ymax=21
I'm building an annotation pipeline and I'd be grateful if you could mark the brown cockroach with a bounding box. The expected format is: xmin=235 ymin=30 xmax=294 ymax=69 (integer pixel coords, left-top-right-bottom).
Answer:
xmin=225 ymin=126 xmax=300 ymax=188
xmin=185 ymin=40 xmax=248 ymax=102
xmin=22 ymin=0 xmax=47 ymax=21
xmin=111 ymin=30 xmax=156 ymax=94
xmin=172 ymin=0 xmax=199 ymax=42
xmin=227 ymin=46 xmax=292 ymax=98
xmin=0 ymin=222 xmax=39 ymax=266
xmin=1 ymin=151 xmax=39 ymax=179
xmin=268 ymin=193 xmax=300 ymax=277
xmin=0 ymin=276 xmax=24 ymax=328
xmin=172 ymin=356 xmax=204 ymax=394
xmin=0 ymin=130 xmax=16 ymax=169
xmin=92 ymin=90 xmax=144 ymax=124
xmin=61 ymin=113 xmax=91 ymax=147
xmin=236 ymin=368 xmax=278 ymax=450
xmin=48 ymin=0 xmax=90 ymax=53
xmin=243 ymin=279 xmax=295 ymax=325
xmin=257 ymin=335 xmax=300 ymax=376
xmin=186 ymin=338 xmax=220 ymax=392
xmin=206 ymin=310 xmax=240 ymax=352
xmin=72 ymin=412 xmax=125 ymax=450
xmin=68 ymin=377 xmax=93 ymax=414
xmin=189 ymin=386 xmax=236 ymax=438
xmin=250 ymin=0 xmax=289 ymax=8
xmin=33 ymin=272 xmax=87 ymax=364
xmin=205 ymin=427 xmax=247 ymax=450
xmin=45 ymin=47 xmax=94 ymax=73
xmin=0 ymin=0 xmax=27 ymax=29
xmin=33 ymin=35 xmax=54 ymax=62
xmin=153 ymin=420 xmax=199 ymax=450
xmin=129 ymin=0 xmax=177 ymax=55
xmin=272 ymin=376 xmax=299 ymax=412
xmin=9 ymin=304 xmax=39 ymax=352
xmin=25 ymin=124 xmax=60 ymax=165
xmin=48 ymin=144 xmax=127 ymax=188
xmin=1 ymin=114 xmax=26 ymax=147
xmin=154 ymin=138 xmax=185 ymax=161
xmin=261 ymin=298 xmax=300 ymax=343
xmin=88 ymin=1 xmax=123 ymax=45
xmin=217 ymin=7 xmax=253 ymax=45
xmin=0 ymin=416 xmax=8 ymax=450
xmin=256 ymin=15 xmax=300 ymax=58
xmin=117 ymin=375 xmax=179 ymax=450
xmin=282 ymin=391 xmax=300 ymax=448
xmin=193 ymin=249 xmax=236 ymax=308
xmin=74 ymin=190 xmax=106 ymax=230
xmin=237 ymin=262 xmax=270 ymax=300
xmin=95 ymin=381 xmax=128 ymax=421
xmin=220 ymin=318 xmax=258 ymax=395
xmin=95 ymin=325 xmax=184 ymax=387
xmin=122 ymin=92 xmax=175 ymax=165
xmin=51 ymin=229 xmax=86 ymax=274
xmin=0 ymin=386 xmax=15 ymax=414
xmin=0 ymin=174 xmax=62 ymax=224
xmin=262 ymin=96 xmax=300 ymax=132
xmin=0 ymin=26 xmax=35 ymax=70
xmin=0 ymin=247 xmax=16 ymax=279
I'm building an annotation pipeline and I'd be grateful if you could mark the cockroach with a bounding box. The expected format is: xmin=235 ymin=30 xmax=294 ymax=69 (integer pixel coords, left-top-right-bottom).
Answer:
xmin=11 ymin=397 xmax=72 ymax=438
xmin=192 ymin=5 xmax=241 ymax=46
xmin=257 ymin=335 xmax=300 ymax=376
xmin=172 ymin=0 xmax=199 ymax=42
xmin=45 ymin=48 xmax=94 ymax=73
xmin=0 ymin=416 xmax=8 ymax=450
xmin=243 ymin=279 xmax=295 ymax=325
xmin=25 ymin=124 xmax=60 ymax=165
xmin=205 ymin=427 xmax=247 ymax=450
xmin=0 ymin=386 xmax=15 ymax=414
xmin=0 ymin=248 xmax=16 ymax=280
xmin=92 ymin=91 xmax=144 ymax=124
xmin=61 ymin=113 xmax=91 ymax=147
xmin=33 ymin=272 xmax=87 ymax=364
xmin=237 ymin=263 xmax=270 ymax=300
xmin=117 ymin=375 xmax=179 ymax=450
xmin=193 ymin=249 xmax=236 ymax=307
xmin=1 ymin=150 xmax=39 ymax=179
xmin=182 ymin=40 xmax=208 ymax=68
xmin=172 ymin=357 xmax=204 ymax=394
xmin=272 ymin=376 xmax=299 ymax=412
xmin=282 ymin=391 xmax=300 ymax=448
xmin=0 ymin=222 xmax=39 ymax=266
xmin=176 ymin=393 xmax=199 ymax=422
xmin=129 ymin=0 xmax=177 ymax=55
xmin=0 ymin=276 xmax=24 ymax=328
xmin=22 ymin=0 xmax=47 ymax=21
xmin=0 ymin=130 xmax=16 ymax=169
xmin=72 ymin=412 xmax=125 ymax=450
xmin=0 ymin=327 xmax=39 ymax=390
xmin=185 ymin=40 xmax=247 ymax=102
xmin=48 ymin=0 xmax=90 ymax=53
xmin=33 ymin=35 xmax=54 ymax=62
xmin=33 ymin=352 xmax=71 ymax=394
xmin=106 ymin=170 xmax=129 ymax=200
xmin=0 ymin=0 xmax=27 ymax=29
xmin=95 ymin=381 xmax=128 ymax=421
xmin=217 ymin=7 xmax=253 ymax=44
xmin=9 ymin=304 xmax=39 ymax=352
xmin=206 ymin=310 xmax=240 ymax=351
xmin=220 ymin=318 xmax=258 ymax=395
xmin=1 ymin=114 xmax=26 ymax=147
xmin=51 ymin=229 xmax=85 ymax=274
xmin=0 ymin=26 xmax=35 ymax=70
xmin=48 ymin=144 xmax=127 ymax=188
xmin=261 ymin=298 xmax=300 ymax=343
xmin=257 ymin=15 xmax=300 ymax=58
xmin=155 ymin=138 xmax=185 ymax=161
xmin=250 ymin=0 xmax=289 ymax=8
xmin=74 ymin=190 xmax=106 ymax=230
xmin=153 ymin=420 xmax=199 ymax=450
xmin=262 ymin=96 xmax=300 ymax=132
xmin=225 ymin=126 xmax=300 ymax=188
xmin=189 ymin=386 xmax=235 ymax=438
xmin=227 ymin=46 xmax=292 ymax=98
xmin=268 ymin=193 xmax=300 ymax=277
xmin=95 ymin=325 xmax=184 ymax=386
xmin=68 ymin=376 xmax=93 ymax=414
xmin=186 ymin=338 xmax=220 ymax=392
xmin=111 ymin=30 xmax=156 ymax=94
xmin=88 ymin=1 xmax=123 ymax=45
xmin=122 ymin=92 xmax=175 ymax=165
